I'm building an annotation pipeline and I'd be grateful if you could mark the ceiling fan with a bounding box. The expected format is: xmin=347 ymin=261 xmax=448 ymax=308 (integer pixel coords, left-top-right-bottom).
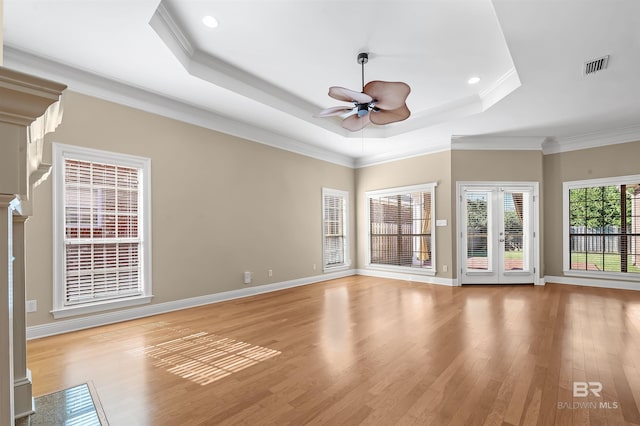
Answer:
xmin=316 ymin=52 xmax=411 ymax=132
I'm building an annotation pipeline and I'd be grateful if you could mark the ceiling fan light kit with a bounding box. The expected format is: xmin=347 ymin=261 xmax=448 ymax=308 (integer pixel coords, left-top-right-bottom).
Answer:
xmin=317 ymin=52 xmax=411 ymax=131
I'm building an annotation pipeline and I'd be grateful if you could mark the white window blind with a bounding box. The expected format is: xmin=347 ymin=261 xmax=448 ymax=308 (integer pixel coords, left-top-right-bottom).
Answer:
xmin=53 ymin=143 xmax=152 ymax=317
xmin=366 ymin=183 xmax=436 ymax=273
xmin=322 ymin=188 xmax=349 ymax=270
xmin=64 ymin=159 xmax=142 ymax=304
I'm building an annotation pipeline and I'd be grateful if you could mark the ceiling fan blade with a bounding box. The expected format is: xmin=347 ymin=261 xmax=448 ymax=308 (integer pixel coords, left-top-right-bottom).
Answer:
xmin=369 ymin=104 xmax=411 ymax=125
xmin=342 ymin=113 xmax=371 ymax=131
xmin=364 ymin=81 xmax=411 ymax=110
xmin=315 ymin=106 xmax=354 ymax=118
xmin=329 ymin=86 xmax=373 ymax=104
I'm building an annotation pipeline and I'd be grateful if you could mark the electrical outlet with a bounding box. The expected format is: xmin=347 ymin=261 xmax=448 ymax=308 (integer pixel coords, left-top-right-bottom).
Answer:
xmin=26 ymin=300 xmax=37 ymax=313
xmin=268 ymin=269 xmax=273 ymax=277
xmin=243 ymin=271 xmax=252 ymax=284
xmin=313 ymin=264 xmax=316 ymax=271
xmin=443 ymin=265 xmax=448 ymax=272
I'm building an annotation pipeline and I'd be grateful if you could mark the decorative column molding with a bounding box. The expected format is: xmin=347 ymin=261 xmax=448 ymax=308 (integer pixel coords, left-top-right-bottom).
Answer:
xmin=12 ymin=215 xmax=34 ymax=418
xmin=0 ymin=67 xmax=66 ymax=213
xmin=0 ymin=195 xmax=19 ymax=426
xmin=0 ymin=66 xmax=66 ymax=422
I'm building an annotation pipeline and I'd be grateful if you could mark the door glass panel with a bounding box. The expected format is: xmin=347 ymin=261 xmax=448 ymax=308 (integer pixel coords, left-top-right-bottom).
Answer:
xmin=503 ymin=191 xmax=529 ymax=272
xmin=466 ymin=191 xmax=490 ymax=271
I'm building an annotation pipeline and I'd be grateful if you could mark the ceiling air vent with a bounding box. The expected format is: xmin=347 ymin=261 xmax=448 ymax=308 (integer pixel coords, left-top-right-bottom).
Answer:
xmin=584 ymin=55 xmax=609 ymax=75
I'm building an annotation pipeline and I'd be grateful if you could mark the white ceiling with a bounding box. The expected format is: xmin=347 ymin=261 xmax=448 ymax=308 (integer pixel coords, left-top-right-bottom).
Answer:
xmin=3 ymin=0 xmax=640 ymax=167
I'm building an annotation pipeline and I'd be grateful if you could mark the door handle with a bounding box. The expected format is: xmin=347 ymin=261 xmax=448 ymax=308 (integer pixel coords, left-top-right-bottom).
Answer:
xmin=499 ymin=239 xmax=505 ymax=242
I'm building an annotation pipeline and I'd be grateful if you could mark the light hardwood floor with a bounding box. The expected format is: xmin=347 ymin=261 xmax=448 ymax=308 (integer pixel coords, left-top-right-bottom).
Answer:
xmin=26 ymin=276 xmax=640 ymax=425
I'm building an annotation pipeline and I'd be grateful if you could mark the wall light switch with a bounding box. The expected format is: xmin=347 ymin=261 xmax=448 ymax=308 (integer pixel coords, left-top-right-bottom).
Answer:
xmin=26 ymin=300 xmax=37 ymax=313
xmin=436 ymin=219 xmax=448 ymax=227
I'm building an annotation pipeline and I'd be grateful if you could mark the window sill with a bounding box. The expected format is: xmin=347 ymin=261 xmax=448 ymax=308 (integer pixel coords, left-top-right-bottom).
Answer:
xmin=366 ymin=264 xmax=436 ymax=276
xmin=51 ymin=295 xmax=154 ymax=319
xmin=323 ymin=263 xmax=351 ymax=273
xmin=562 ymin=270 xmax=640 ymax=283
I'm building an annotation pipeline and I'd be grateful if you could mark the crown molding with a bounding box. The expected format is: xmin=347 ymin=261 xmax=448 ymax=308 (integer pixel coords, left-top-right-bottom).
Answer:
xmin=479 ymin=67 xmax=521 ymax=111
xmin=542 ymin=124 xmax=640 ymax=154
xmin=3 ymin=46 xmax=355 ymax=168
xmin=0 ymin=66 xmax=66 ymax=126
xmin=149 ymin=2 xmax=347 ymax=137
xmin=149 ymin=2 xmax=194 ymax=62
xmin=364 ymin=67 xmax=521 ymax=140
xmin=354 ymin=138 xmax=452 ymax=168
xmin=451 ymin=135 xmax=547 ymax=151
xmin=149 ymin=0 xmax=521 ymax=140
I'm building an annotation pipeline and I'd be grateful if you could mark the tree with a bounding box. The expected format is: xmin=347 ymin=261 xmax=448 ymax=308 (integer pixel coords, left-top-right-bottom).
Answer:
xmin=569 ymin=186 xmax=632 ymax=230
xmin=466 ymin=199 xmax=488 ymax=232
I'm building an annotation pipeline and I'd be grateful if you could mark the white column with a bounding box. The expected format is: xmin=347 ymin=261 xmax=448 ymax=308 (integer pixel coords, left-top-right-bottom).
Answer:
xmin=13 ymin=215 xmax=34 ymax=418
xmin=0 ymin=66 xmax=65 ymax=423
xmin=0 ymin=0 xmax=4 ymax=66
xmin=0 ymin=195 xmax=16 ymax=425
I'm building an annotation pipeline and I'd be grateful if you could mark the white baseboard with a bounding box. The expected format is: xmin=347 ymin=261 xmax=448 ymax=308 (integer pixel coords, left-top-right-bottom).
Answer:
xmin=14 ymin=369 xmax=34 ymax=419
xmin=355 ymin=268 xmax=458 ymax=286
xmin=545 ymin=275 xmax=640 ymax=291
xmin=27 ymin=269 xmax=356 ymax=340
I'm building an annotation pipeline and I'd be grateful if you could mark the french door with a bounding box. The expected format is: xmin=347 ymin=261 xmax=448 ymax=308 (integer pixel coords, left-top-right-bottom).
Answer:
xmin=459 ymin=184 xmax=537 ymax=284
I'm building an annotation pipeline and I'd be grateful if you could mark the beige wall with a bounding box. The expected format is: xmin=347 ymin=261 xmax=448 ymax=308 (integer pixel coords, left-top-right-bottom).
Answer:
xmin=451 ymin=150 xmax=544 ymax=276
xmin=543 ymin=140 xmax=640 ymax=276
xmin=23 ymin=89 xmax=640 ymax=328
xmin=25 ymin=91 xmax=356 ymax=326
xmin=355 ymin=150 xmax=453 ymax=278
xmin=451 ymin=150 xmax=543 ymax=182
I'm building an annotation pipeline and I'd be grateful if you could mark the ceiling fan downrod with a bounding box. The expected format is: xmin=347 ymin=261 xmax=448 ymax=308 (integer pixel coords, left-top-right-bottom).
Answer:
xmin=357 ymin=52 xmax=370 ymax=116
xmin=357 ymin=52 xmax=369 ymax=91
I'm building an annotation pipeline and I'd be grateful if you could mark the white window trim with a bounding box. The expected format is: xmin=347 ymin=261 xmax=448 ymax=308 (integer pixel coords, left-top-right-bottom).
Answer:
xmin=52 ymin=143 xmax=153 ymax=318
xmin=562 ymin=174 xmax=640 ymax=282
xmin=365 ymin=182 xmax=437 ymax=276
xmin=322 ymin=188 xmax=350 ymax=272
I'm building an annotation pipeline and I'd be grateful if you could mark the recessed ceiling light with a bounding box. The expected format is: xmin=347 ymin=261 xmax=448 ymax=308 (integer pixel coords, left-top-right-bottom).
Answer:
xmin=202 ymin=15 xmax=219 ymax=29
xmin=468 ymin=76 xmax=481 ymax=85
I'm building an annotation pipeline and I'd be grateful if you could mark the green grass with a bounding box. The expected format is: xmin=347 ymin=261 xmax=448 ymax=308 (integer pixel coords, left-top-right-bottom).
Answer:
xmin=570 ymin=252 xmax=640 ymax=273
xmin=504 ymin=251 xmax=524 ymax=260
xmin=468 ymin=251 xmax=524 ymax=260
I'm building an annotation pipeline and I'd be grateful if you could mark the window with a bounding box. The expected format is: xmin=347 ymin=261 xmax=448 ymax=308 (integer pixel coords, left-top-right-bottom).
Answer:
xmin=366 ymin=183 xmax=437 ymax=274
xmin=322 ymin=188 xmax=349 ymax=271
xmin=53 ymin=144 xmax=152 ymax=318
xmin=563 ymin=175 xmax=640 ymax=278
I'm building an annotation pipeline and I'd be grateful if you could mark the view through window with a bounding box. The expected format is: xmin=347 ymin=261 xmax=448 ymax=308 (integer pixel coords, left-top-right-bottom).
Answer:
xmin=366 ymin=184 xmax=435 ymax=272
xmin=568 ymin=181 xmax=640 ymax=274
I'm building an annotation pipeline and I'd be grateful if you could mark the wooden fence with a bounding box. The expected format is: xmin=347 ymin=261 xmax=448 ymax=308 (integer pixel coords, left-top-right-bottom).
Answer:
xmin=570 ymin=226 xmax=623 ymax=253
